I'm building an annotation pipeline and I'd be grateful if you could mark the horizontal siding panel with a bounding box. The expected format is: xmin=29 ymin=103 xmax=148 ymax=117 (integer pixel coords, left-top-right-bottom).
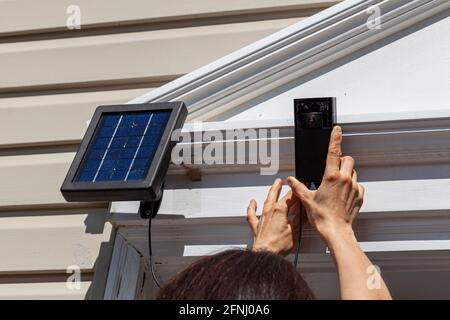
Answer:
xmin=0 ymin=212 xmax=111 ymax=272
xmin=0 ymin=281 xmax=91 ymax=299
xmin=0 ymin=18 xmax=301 ymax=91
xmin=0 ymin=152 xmax=74 ymax=207
xmin=0 ymin=88 xmax=153 ymax=148
xmin=0 ymin=0 xmax=334 ymax=36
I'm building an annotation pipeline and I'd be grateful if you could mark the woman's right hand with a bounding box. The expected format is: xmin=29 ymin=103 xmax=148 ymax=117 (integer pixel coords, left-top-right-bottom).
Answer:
xmin=286 ymin=126 xmax=364 ymax=245
xmin=287 ymin=126 xmax=392 ymax=300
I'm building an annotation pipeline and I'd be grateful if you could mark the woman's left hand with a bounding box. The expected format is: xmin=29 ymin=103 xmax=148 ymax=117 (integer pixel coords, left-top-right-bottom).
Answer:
xmin=247 ymin=178 xmax=302 ymax=256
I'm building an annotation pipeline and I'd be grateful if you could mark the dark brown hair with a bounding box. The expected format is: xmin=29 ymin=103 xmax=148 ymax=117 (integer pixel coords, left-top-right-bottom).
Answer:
xmin=156 ymin=249 xmax=314 ymax=300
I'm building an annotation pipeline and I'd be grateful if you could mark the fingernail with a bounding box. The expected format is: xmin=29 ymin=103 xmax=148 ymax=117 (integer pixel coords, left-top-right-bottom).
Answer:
xmin=286 ymin=177 xmax=292 ymax=186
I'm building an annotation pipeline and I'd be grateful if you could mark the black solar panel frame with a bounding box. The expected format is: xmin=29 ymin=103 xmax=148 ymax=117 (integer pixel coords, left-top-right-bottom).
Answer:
xmin=61 ymin=101 xmax=187 ymax=202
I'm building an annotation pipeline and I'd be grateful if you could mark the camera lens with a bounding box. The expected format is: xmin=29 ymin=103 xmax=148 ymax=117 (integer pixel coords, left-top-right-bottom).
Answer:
xmin=300 ymin=112 xmax=323 ymax=129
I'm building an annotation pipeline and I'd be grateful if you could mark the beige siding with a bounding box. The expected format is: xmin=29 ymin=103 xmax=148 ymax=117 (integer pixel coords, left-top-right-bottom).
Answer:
xmin=0 ymin=212 xmax=111 ymax=272
xmin=0 ymin=18 xmax=301 ymax=92
xmin=0 ymin=0 xmax=335 ymax=35
xmin=0 ymin=0 xmax=335 ymax=299
xmin=0 ymin=88 xmax=153 ymax=148
xmin=0 ymin=282 xmax=92 ymax=300
xmin=0 ymin=153 xmax=74 ymax=207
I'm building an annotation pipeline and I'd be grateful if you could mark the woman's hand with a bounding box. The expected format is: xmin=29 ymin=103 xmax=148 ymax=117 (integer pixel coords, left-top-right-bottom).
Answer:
xmin=246 ymin=178 xmax=301 ymax=256
xmin=286 ymin=126 xmax=364 ymax=245
xmin=286 ymin=126 xmax=391 ymax=299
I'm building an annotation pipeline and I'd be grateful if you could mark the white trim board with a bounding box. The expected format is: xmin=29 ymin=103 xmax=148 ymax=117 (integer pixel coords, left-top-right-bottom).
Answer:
xmin=113 ymin=210 xmax=450 ymax=255
xmin=183 ymin=244 xmax=248 ymax=257
xmin=172 ymin=115 xmax=450 ymax=169
xmin=110 ymin=115 xmax=450 ymax=178
xmin=182 ymin=241 xmax=450 ymax=257
xmin=125 ymin=0 xmax=449 ymax=121
xmin=358 ymin=240 xmax=450 ymax=252
xmin=150 ymin=179 xmax=450 ymax=217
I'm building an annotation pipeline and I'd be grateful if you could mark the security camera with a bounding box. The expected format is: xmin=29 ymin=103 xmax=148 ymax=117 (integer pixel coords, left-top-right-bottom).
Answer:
xmin=294 ymin=97 xmax=336 ymax=187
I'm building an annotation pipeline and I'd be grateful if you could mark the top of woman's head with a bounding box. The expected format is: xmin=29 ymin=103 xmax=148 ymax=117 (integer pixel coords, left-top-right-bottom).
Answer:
xmin=156 ymin=249 xmax=314 ymax=300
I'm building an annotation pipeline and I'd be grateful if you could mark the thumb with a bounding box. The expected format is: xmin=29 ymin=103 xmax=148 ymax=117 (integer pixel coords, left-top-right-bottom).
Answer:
xmin=246 ymin=199 xmax=259 ymax=236
xmin=286 ymin=177 xmax=312 ymax=208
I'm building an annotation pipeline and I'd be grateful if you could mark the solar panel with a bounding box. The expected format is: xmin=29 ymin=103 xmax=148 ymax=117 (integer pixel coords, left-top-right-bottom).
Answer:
xmin=76 ymin=110 xmax=171 ymax=182
xmin=60 ymin=102 xmax=187 ymax=202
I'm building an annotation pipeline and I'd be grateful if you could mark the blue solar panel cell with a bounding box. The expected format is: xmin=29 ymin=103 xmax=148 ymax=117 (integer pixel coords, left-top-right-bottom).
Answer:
xmin=131 ymin=158 xmax=148 ymax=169
xmin=126 ymin=169 xmax=146 ymax=180
xmin=98 ymin=125 xmax=116 ymax=137
xmin=75 ymin=110 xmax=171 ymax=182
xmin=93 ymin=137 xmax=110 ymax=149
xmin=78 ymin=170 xmax=96 ymax=182
xmin=87 ymin=149 xmax=105 ymax=160
xmin=102 ymin=115 xmax=121 ymax=127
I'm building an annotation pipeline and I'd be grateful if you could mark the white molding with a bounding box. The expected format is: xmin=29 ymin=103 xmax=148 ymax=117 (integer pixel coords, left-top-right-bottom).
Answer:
xmin=109 ymin=115 xmax=450 ymax=216
xmin=126 ymin=0 xmax=449 ymax=121
xmin=110 ymin=212 xmax=450 ymax=271
xmin=170 ymin=116 xmax=450 ymax=175
xmin=358 ymin=240 xmax=450 ymax=252
xmin=182 ymin=240 xmax=450 ymax=257
xmin=183 ymin=244 xmax=247 ymax=257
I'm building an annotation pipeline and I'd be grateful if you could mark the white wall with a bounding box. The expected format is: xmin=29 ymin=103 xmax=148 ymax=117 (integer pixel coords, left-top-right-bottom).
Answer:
xmin=226 ymin=10 xmax=450 ymax=122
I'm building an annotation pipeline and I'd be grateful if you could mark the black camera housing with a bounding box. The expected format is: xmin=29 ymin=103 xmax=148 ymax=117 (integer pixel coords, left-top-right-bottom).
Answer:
xmin=294 ymin=97 xmax=336 ymax=187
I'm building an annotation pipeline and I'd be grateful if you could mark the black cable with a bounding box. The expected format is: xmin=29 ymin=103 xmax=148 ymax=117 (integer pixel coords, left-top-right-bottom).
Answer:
xmin=148 ymin=211 xmax=162 ymax=289
xmin=293 ymin=205 xmax=305 ymax=268
xmin=293 ymin=182 xmax=312 ymax=269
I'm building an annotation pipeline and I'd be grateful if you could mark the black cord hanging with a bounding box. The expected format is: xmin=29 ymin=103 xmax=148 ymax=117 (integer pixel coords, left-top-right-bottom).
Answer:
xmin=140 ymin=184 xmax=165 ymax=289
xmin=294 ymin=182 xmax=312 ymax=269
xmin=148 ymin=215 xmax=162 ymax=289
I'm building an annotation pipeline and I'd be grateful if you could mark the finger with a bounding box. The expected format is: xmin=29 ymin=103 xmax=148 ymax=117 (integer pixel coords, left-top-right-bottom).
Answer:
xmin=274 ymin=191 xmax=299 ymax=218
xmin=325 ymin=126 xmax=343 ymax=173
xmin=352 ymin=185 xmax=364 ymax=219
xmin=289 ymin=200 xmax=301 ymax=224
xmin=352 ymin=169 xmax=357 ymax=183
xmin=279 ymin=191 xmax=298 ymax=211
xmin=290 ymin=207 xmax=301 ymax=235
xmin=351 ymin=205 xmax=361 ymax=224
xmin=340 ymin=156 xmax=354 ymax=177
xmin=266 ymin=178 xmax=283 ymax=204
xmin=286 ymin=177 xmax=312 ymax=208
xmin=358 ymin=184 xmax=365 ymax=205
xmin=246 ymin=199 xmax=259 ymax=236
